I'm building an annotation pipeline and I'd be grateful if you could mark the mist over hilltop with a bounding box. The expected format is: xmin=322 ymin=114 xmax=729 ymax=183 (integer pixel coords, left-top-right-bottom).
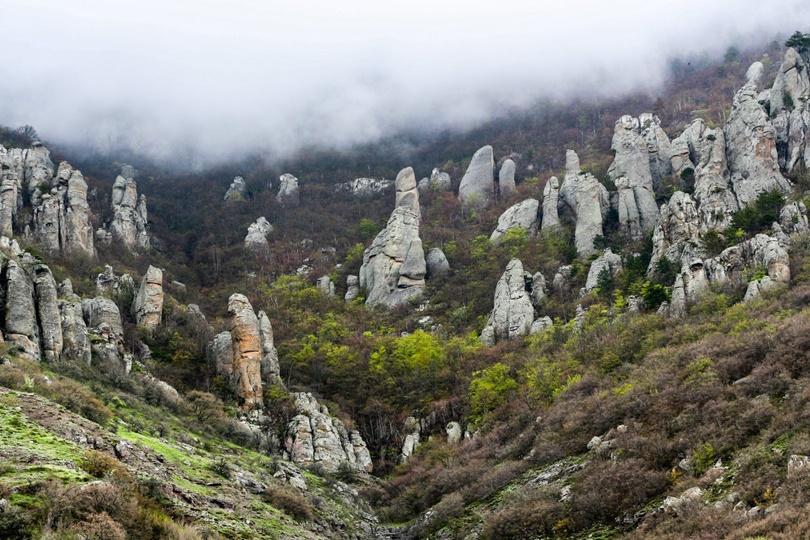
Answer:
xmin=1 ymin=0 xmax=809 ymax=168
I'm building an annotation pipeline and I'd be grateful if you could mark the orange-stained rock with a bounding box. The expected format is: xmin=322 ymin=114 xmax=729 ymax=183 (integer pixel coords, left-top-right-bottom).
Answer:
xmin=228 ymin=294 xmax=263 ymax=410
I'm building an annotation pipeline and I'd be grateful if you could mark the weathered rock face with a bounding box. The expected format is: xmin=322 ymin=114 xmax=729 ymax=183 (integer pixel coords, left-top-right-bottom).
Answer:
xmin=744 ymin=275 xmax=779 ymax=302
xmin=344 ymin=275 xmax=360 ymax=302
xmin=498 ymin=159 xmax=516 ymax=198
xmin=639 ymin=113 xmax=672 ymax=190
xmin=530 ymin=316 xmax=553 ymax=334
xmin=359 ymin=206 xmax=425 ymax=308
xmin=574 ymin=172 xmax=605 ymax=258
xmin=0 ymin=144 xmax=95 ymax=256
xmin=458 ymin=145 xmax=494 ymax=207
xmin=648 ymin=191 xmax=701 ymax=275
xmin=395 ymin=167 xmax=420 ymax=218
xmin=59 ymin=293 xmax=91 ymax=365
xmin=244 ymin=217 xmax=274 ymax=251
xmin=285 ymin=392 xmax=373 ymax=472
xmin=490 ymin=199 xmax=539 ymax=242
xmin=480 ymin=259 xmax=535 ymax=345
xmin=3 ymin=259 xmax=40 ymax=361
xmin=257 ymin=311 xmax=280 ymax=385
xmin=208 ymin=331 xmax=234 ymax=381
xmin=541 ymin=176 xmax=561 ymax=231
xmin=109 ymin=166 xmax=149 ymax=250
xmin=446 ymin=422 xmax=462 ymax=445
xmin=132 ymin=266 xmax=163 ymax=331
xmin=584 ymin=249 xmax=623 ymax=292
xmin=400 ymin=417 xmax=421 ymax=462
xmin=81 ymin=296 xmax=125 ymax=369
xmin=33 ymin=265 xmax=62 ymax=363
xmin=725 ymin=62 xmax=793 ymax=206
xmin=425 ymin=247 xmax=450 ymax=278
xmin=677 ymin=232 xmax=790 ymax=310
xmin=607 ymin=115 xmax=659 ymax=236
xmin=690 ymin=123 xmax=739 ymax=233
xmin=418 ymin=168 xmax=451 ymax=192
xmin=224 ymin=176 xmax=250 ymax=202
xmin=316 ymin=276 xmax=336 ymax=297
xmin=558 ymin=150 xmax=607 ymax=256
xmin=770 ymin=48 xmax=810 ymax=174
xmin=228 ymin=294 xmax=264 ymax=410
xmin=277 ymin=174 xmax=300 ymax=208
xmin=780 ymin=201 xmax=810 ymax=235
xmin=336 ymin=177 xmax=393 ymax=198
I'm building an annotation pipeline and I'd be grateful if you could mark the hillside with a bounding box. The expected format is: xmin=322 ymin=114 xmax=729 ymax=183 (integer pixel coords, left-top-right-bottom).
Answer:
xmin=2 ymin=35 xmax=810 ymax=540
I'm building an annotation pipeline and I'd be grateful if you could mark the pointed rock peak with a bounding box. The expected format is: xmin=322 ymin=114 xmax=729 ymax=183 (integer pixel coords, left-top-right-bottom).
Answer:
xmin=395 ymin=167 xmax=420 ymax=217
xmin=498 ymin=159 xmax=516 ymax=197
xmin=120 ymin=164 xmax=137 ymax=180
xmin=615 ymin=115 xmax=640 ymax=132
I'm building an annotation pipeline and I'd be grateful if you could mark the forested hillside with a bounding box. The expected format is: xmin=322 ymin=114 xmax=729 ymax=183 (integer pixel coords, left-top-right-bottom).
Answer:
xmin=3 ymin=35 xmax=810 ymax=540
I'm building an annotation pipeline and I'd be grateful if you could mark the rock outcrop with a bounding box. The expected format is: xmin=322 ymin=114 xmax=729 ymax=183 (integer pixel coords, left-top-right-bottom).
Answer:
xmin=559 ymin=150 xmax=607 ymax=257
xmin=648 ymin=191 xmax=701 ymax=276
xmin=490 ymin=199 xmax=539 ymax=242
xmin=584 ymin=249 xmax=623 ymax=292
xmin=227 ymin=294 xmax=264 ymax=410
xmin=400 ymin=417 xmax=421 ymax=462
xmin=244 ymin=217 xmax=274 ymax=251
xmin=418 ymin=169 xmax=451 ymax=192
xmin=770 ymin=48 xmax=810 ymax=175
xmin=0 ymin=144 xmax=95 ymax=256
xmin=541 ymin=176 xmax=561 ymax=231
xmin=285 ymin=392 xmax=373 ymax=472
xmin=277 ymin=174 xmax=300 ymax=208
xmin=316 ymin=276 xmax=336 ymax=297
xmin=207 ymin=332 xmax=234 ymax=381
xmin=132 ymin=266 xmax=163 ymax=332
xmin=498 ymin=159 xmax=516 ymax=198
xmin=33 ymin=265 xmax=62 ymax=363
xmin=480 ymin=259 xmax=535 ymax=345
xmin=725 ymin=62 xmax=792 ymax=206
xmin=224 ymin=176 xmax=250 ymax=202
xmin=344 ymin=275 xmax=360 ymax=302
xmin=108 ymin=166 xmax=149 ymax=250
xmin=425 ymin=247 xmax=450 ymax=278
xmin=336 ymin=178 xmax=393 ymax=198
xmin=639 ymin=113 xmax=672 ymax=190
xmin=395 ymin=167 xmax=420 ymax=218
xmin=458 ymin=145 xmax=495 ymax=207
xmin=257 ymin=311 xmax=280 ymax=385
xmin=607 ymin=115 xmax=659 ymax=237
xmin=4 ymin=259 xmax=40 ymax=361
xmin=359 ymin=206 xmax=425 ymax=308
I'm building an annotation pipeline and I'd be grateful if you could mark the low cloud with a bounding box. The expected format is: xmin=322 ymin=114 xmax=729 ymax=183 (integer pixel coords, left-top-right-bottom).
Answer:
xmin=1 ymin=0 xmax=808 ymax=167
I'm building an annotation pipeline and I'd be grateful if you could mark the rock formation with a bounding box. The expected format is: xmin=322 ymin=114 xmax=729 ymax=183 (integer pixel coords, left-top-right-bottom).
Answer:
xmin=648 ymin=191 xmax=701 ymax=276
xmin=530 ymin=316 xmax=553 ymax=334
xmin=132 ymin=266 xmax=164 ymax=332
xmin=607 ymin=115 xmax=659 ymax=237
xmin=316 ymin=275 xmax=336 ymax=297
xmin=400 ymin=417 xmax=421 ymax=462
xmin=33 ymin=265 xmax=62 ymax=363
xmin=0 ymin=143 xmax=95 ymax=256
xmin=277 ymin=174 xmax=300 ymax=208
xmin=558 ymin=150 xmax=607 ymax=257
xmin=639 ymin=113 xmax=673 ymax=190
xmin=480 ymin=259 xmax=535 ymax=345
xmin=257 ymin=311 xmax=280 ymax=385
xmin=207 ymin=332 xmax=234 ymax=381
xmin=336 ymin=177 xmax=393 ymax=198
xmin=224 ymin=176 xmax=250 ymax=202
xmin=3 ymin=258 xmax=40 ymax=361
xmin=359 ymin=206 xmax=425 ymax=308
xmin=227 ymin=294 xmax=264 ymax=410
xmin=108 ymin=166 xmax=149 ymax=250
xmin=490 ymin=199 xmax=539 ymax=242
xmin=425 ymin=247 xmax=450 ymax=278
xmin=498 ymin=159 xmax=516 ymax=198
xmin=458 ymin=145 xmax=495 ymax=207
xmin=770 ymin=48 xmax=810 ymax=175
xmin=244 ymin=217 xmax=273 ymax=251
xmin=541 ymin=176 xmax=561 ymax=231
xmin=418 ymin=169 xmax=451 ymax=192
xmin=584 ymin=249 xmax=623 ymax=292
xmin=59 ymin=281 xmax=91 ymax=365
xmin=724 ymin=62 xmax=792 ymax=206
xmin=344 ymin=275 xmax=360 ymax=302
xmin=395 ymin=167 xmax=420 ymax=218
xmin=285 ymin=392 xmax=373 ymax=472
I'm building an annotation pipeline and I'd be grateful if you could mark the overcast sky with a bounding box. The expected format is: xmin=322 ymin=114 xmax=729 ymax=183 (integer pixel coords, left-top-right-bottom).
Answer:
xmin=1 ymin=0 xmax=808 ymax=166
